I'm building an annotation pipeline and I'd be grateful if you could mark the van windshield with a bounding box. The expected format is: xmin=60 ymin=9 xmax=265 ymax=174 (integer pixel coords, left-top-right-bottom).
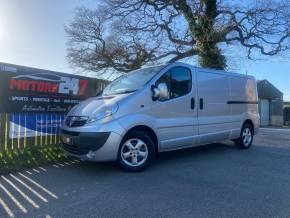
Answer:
xmin=102 ymin=65 xmax=165 ymax=96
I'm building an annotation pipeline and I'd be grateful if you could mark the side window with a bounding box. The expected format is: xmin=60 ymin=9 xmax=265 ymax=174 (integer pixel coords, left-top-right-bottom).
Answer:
xmin=170 ymin=67 xmax=192 ymax=98
xmin=156 ymin=67 xmax=192 ymax=100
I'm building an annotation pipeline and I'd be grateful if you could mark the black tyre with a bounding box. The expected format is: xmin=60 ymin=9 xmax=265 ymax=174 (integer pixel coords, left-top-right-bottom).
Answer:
xmin=234 ymin=123 xmax=254 ymax=149
xmin=118 ymin=130 xmax=156 ymax=172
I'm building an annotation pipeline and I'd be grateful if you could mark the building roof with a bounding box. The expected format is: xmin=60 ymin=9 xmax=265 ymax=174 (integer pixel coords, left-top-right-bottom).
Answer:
xmin=257 ymin=80 xmax=283 ymax=100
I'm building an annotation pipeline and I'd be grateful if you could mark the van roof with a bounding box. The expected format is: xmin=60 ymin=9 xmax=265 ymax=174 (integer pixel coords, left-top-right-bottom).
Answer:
xmin=140 ymin=62 xmax=255 ymax=80
xmin=168 ymin=62 xmax=255 ymax=80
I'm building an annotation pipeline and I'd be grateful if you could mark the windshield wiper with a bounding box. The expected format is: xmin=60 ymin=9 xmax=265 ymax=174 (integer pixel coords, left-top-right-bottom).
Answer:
xmin=103 ymin=89 xmax=137 ymax=96
xmin=113 ymin=90 xmax=137 ymax=95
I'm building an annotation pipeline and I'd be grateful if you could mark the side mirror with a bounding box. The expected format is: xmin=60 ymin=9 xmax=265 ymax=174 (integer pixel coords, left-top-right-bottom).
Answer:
xmin=152 ymin=83 xmax=169 ymax=101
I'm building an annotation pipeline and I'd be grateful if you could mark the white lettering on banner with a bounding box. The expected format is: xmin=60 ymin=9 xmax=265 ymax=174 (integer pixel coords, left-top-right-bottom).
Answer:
xmin=32 ymin=98 xmax=50 ymax=102
xmin=47 ymin=106 xmax=67 ymax=112
xmin=63 ymin=99 xmax=81 ymax=104
xmin=59 ymin=77 xmax=79 ymax=95
xmin=0 ymin=65 xmax=17 ymax=73
xmin=22 ymin=105 xmax=46 ymax=112
xmin=11 ymin=96 xmax=29 ymax=101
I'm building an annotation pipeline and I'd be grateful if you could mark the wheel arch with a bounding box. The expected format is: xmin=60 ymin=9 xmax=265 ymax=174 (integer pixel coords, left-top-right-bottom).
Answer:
xmin=122 ymin=125 xmax=159 ymax=153
xmin=243 ymin=119 xmax=254 ymax=131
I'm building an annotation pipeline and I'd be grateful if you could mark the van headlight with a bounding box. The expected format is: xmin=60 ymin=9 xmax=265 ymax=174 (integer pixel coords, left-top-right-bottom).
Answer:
xmin=87 ymin=104 xmax=119 ymax=123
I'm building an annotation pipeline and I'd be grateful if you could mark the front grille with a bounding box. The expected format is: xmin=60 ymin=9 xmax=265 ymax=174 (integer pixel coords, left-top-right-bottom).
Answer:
xmin=63 ymin=143 xmax=82 ymax=155
xmin=65 ymin=116 xmax=88 ymax=127
xmin=61 ymin=130 xmax=79 ymax=136
xmin=62 ymin=142 xmax=90 ymax=155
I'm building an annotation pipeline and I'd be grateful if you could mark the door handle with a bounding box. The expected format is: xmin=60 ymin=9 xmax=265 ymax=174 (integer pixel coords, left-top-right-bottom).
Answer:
xmin=191 ymin=98 xmax=195 ymax=110
xmin=200 ymin=98 xmax=204 ymax=110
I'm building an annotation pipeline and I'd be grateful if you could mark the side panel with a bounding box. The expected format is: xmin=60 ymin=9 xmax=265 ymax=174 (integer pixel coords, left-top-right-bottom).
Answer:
xmin=230 ymin=76 xmax=248 ymax=137
xmin=230 ymin=77 xmax=259 ymax=138
xmin=196 ymin=71 xmax=232 ymax=144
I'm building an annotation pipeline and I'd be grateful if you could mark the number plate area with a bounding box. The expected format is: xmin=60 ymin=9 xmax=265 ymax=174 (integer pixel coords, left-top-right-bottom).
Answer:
xmin=62 ymin=136 xmax=73 ymax=145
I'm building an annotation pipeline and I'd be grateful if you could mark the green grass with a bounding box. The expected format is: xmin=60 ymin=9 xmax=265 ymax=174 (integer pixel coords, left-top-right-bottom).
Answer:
xmin=0 ymin=145 xmax=68 ymax=175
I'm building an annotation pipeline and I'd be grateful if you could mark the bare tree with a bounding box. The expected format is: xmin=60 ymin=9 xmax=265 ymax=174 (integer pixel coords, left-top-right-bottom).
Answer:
xmin=66 ymin=0 xmax=290 ymax=75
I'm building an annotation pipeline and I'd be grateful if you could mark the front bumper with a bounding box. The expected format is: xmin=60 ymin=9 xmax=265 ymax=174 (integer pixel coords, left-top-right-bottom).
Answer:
xmin=60 ymin=129 xmax=122 ymax=161
xmin=61 ymin=130 xmax=110 ymax=155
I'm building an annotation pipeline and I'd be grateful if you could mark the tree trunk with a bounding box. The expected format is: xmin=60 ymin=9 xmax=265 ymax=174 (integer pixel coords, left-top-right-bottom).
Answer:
xmin=197 ymin=42 xmax=226 ymax=70
xmin=194 ymin=0 xmax=226 ymax=70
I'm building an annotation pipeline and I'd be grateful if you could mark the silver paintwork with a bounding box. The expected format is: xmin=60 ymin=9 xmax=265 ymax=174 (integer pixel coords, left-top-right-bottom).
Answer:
xmin=61 ymin=62 xmax=260 ymax=162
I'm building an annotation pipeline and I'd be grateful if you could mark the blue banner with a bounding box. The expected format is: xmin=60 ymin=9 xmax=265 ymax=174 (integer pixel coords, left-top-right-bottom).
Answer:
xmin=9 ymin=113 xmax=65 ymax=139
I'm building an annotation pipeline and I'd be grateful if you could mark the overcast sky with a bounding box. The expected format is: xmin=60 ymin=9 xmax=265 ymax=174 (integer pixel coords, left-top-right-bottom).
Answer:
xmin=0 ymin=0 xmax=289 ymax=100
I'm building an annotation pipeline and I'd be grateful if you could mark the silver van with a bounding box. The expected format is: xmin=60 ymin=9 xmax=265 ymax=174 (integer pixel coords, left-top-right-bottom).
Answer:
xmin=60 ymin=62 xmax=260 ymax=171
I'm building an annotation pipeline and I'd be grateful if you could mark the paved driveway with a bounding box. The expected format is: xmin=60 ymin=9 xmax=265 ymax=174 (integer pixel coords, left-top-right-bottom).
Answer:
xmin=0 ymin=128 xmax=290 ymax=218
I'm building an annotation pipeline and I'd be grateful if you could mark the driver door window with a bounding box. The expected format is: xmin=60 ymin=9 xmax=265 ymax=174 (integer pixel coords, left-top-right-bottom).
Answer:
xmin=156 ymin=67 xmax=192 ymax=100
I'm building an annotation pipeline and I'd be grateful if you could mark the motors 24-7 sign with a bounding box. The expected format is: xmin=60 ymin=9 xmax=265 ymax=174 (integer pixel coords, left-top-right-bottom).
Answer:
xmin=0 ymin=62 xmax=100 ymax=113
xmin=9 ymin=74 xmax=89 ymax=96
